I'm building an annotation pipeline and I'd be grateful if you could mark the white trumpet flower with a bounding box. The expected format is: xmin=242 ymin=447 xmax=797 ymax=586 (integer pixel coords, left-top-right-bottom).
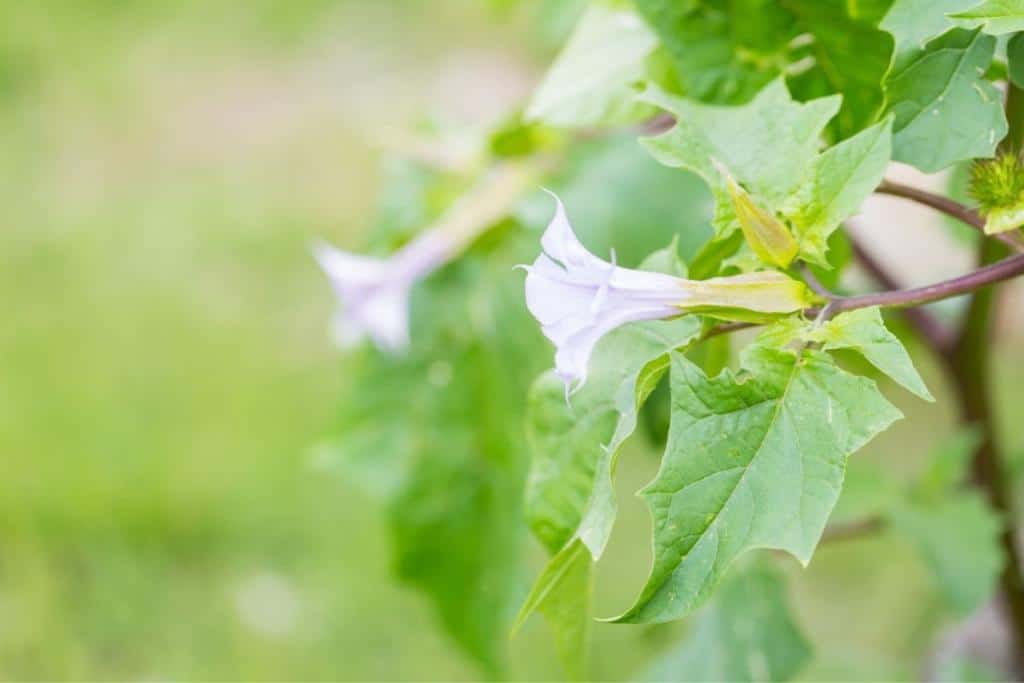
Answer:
xmin=522 ymin=193 xmax=815 ymax=393
xmin=315 ymin=163 xmax=535 ymax=352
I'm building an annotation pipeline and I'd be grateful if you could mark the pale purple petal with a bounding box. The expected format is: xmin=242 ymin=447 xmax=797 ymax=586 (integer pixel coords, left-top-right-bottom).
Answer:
xmin=314 ymin=241 xmax=412 ymax=352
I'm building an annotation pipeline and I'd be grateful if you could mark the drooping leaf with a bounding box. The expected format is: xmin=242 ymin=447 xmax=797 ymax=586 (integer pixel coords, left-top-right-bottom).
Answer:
xmin=525 ymin=2 xmax=657 ymax=127
xmin=881 ymin=24 xmax=1006 ymax=172
xmin=807 ymin=307 xmax=933 ymax=401
xmin=615 ymin=345 xmax=902 ymax=623
xmin=950 ymin=0 xmax=1024 ymax=34
xmin=634 ymin=0 xmax=796 ymax=105
xmin=1008 ymin=32 xmax=1024 ymax=88
xmin=322 ymin=161 xmax=549 ymax=674
xmin=519 ymin=316 xmax=702 ymax=672
xmin=782 ymin=0 xmax=895 ymax=139
xmin=642 ymin=562 xmax=812 ymax=682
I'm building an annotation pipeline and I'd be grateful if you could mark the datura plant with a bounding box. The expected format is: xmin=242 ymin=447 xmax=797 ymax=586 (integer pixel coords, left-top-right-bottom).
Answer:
xmin=316 ymin=1 xmax=1024 ymax=680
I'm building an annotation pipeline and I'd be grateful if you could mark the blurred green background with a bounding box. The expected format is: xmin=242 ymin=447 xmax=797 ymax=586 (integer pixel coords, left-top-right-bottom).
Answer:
xmin=2 ymin=1 xmax=1023 ymax=680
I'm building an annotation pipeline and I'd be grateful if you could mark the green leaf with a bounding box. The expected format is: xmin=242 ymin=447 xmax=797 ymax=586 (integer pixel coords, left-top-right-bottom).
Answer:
xmin=642 ymin=562 xmax=812 ymax=682
xmin=881 ymin=0 xmax=978 ymax=70
xmin=807 ymin=307 xmax=934 ymax=401
xmin=786 ymin=118 xmax=893 ymax=265
xmin=891 ymin=493 xmax=1003 ymax=615
xmin=640 ymin=81 xmax=890 ymax=265
xmin=1008 ymin=32 xmax=1024 ymax=88
xmin=512 ymin=540 xmax=592 ymax=681
xmin=639 ymin=80 xmax=840 ymax=239
xmin=326 ymin=214 xmax=548 ymax=675
xmin=881 ymin=26 xmax=1006 ymax=172
xmin=782 ymin=0 xmax=895 ymax=139
xmin=519 ymin=317 xmax=702 ymax=667
xmin=525 ymin=2 xmax=657 ymax=127
xmin=615 ymin=346 xmax=902 ymax=623
xmin=634 ymin=0 xmax=795 ymax=104
xmin=950 ymin=0 xmax=1024 ymax=34
xmin=525 ymin=317 xmax=702 ymax=559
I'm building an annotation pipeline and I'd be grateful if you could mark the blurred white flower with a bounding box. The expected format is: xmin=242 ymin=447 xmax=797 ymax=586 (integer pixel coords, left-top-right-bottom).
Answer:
xmin=314 ymin=232 xmax=450 ymax=352
xmin=522 ymin=193 xmax=813 ymax=393
xmin=315 ymin=163 xmax=535 ymax=352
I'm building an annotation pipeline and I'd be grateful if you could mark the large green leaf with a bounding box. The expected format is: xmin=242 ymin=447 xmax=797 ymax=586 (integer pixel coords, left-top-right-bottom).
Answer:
xmin=615 ymin=346 xmax=902 ymax=623
xmin=951 ymin=0 xmax=1024 ymax=34
xmin=881 ymin=17 xmax=1006 ymax=172
xmin=642 ymin=562 xmax=812 ymax=682
xmin=634 ymin=0 xmax=796 ymax=104
xmin=526 ymin=2 xmax=657 ymax=127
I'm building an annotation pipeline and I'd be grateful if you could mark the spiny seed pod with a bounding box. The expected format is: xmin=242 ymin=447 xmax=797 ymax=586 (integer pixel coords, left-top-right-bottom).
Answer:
xmin=713 ymin=159 xmax=798 ymax=267
xmin=969 ymin=153 xmax=1024 ymax=235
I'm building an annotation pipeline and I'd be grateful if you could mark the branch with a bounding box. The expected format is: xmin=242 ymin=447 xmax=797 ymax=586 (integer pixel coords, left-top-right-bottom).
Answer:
xmin=829 ymin=252 xmax=1024 ymax=315
xmin=875 ymin=179 xmax=1024 ymax=252
xmin=846 ymin=232 xmax=955 ymax=351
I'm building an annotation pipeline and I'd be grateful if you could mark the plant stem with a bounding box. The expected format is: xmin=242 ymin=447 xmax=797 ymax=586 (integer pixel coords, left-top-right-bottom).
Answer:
xmin=829 ymin=252 xmax=1024 ymax=314
xmin=948 ymin=233 xmax=1024 ymax=675
xmin=875 ymin=180 xmax=1024 ymax=252
xmin=845 ymin=232 xmax=954 ymax=351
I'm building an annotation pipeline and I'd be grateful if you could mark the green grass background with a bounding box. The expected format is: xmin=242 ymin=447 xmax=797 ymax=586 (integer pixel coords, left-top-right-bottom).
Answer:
xmin=2 ymin=1 xmax=1023 ymax=679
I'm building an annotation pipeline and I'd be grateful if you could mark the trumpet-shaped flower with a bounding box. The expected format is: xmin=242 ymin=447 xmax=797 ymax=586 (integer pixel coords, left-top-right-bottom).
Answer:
xmin=313 ymin=231 xmax=452 ymax=352
xmin=315 ymin=163 xmax=536 ymax=352
xmin=523 ymin=194 xmax=814 ymax=392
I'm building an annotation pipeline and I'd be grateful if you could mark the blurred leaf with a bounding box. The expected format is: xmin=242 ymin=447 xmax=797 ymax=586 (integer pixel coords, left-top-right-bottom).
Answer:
xmin=525 ymin=2 xmax=656 ymax=127
xmin=634 ymin=0 xmax=795 ymax=104
xmin=783 ymin=0 xmax=895 ymax=139
xmin=516 ymin=134 xmax=714 ymax=266
xmin=327 ymin=221 xmax=547 ymax=675
xmin=881 ymin=24 xmax=1006 ymax=172
xmin=641 ymin=562 xmax=811 ymax=682
xmin=881 ymin=0 xmax=978 ymax=69
xmin=615 ymin=346 xmax=901 ymax=623
xmin=885 ymin=430 xmax=1002 ymax=616
xmin=513 ymin=540 xmax=592 ymax=680
xmin=1008 ymin=32 xmax=1024 ymax=87
xmin=950 ymin=1 xmax=1024 ymax=34
xmin=891 ymin=493 xmax=1002 ymax=615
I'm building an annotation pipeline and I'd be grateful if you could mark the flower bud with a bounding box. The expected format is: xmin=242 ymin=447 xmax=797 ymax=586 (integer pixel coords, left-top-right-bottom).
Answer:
xmin=714 ymin=160 xmax=798 ymax=268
